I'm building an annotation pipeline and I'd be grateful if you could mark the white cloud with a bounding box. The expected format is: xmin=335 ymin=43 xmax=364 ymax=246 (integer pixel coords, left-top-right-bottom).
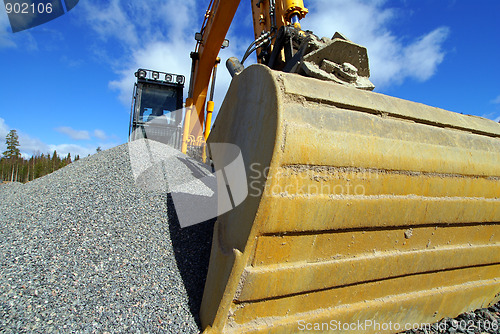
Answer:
xmin=80 ymin=0 xmax=195 ymax=52
xmin=399 ymin=27 xmax=449 ymax=81
xmin=93 ymin=129 xmax=107 ymax=140
xmin=109 ymin=40 xmax=194 ymax=105
xmin=47 ymin=144 xmax=98 ymax=158
xmin=55 ymin=126 xmax=91 ymax=140
xmin=17 ymin=130 xmax=94 ymax=157
xmin=17 ymin=133 xmax=48 ymax=154
xmin=84 ymin=0 xmax=449 ymax=118
xmin=0 ymin=118 xmax=9 ymax=153
xmin=0 ymin=120 xmax=116 ymax=159
xmin=305 ymin=0 xmax=449 ymax=88
xmin=492 ymin=95 xmax=500 ymax=104
xmin=79 ymin=0 xmax=140 ymax=49
xmin=21 ymin=136 xmax=117 ymax=158
xmin=83 ymin=0 xmax=252 ymax=121
xmin=0 ymin=118 xmax=96 ymax=158
xmin=77 ymin=0 xmax=199 ymax=106
xmin=0 ymin=7 xmax=16 ymax=48
xmin=0 ymin=7 xmax=40 ymax=51
xmin=21 ymin=133 xmax=119 ymax=158
xmin=0 ymin=118 xmax=8 ymax=138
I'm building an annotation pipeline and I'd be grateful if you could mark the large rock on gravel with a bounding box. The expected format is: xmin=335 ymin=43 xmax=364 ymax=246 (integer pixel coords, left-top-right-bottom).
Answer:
xmin=0 ymin=139 xmax=214 ymax=333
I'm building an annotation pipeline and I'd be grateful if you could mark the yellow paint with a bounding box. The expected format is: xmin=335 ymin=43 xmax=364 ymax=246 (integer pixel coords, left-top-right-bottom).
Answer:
xmin=181 ymin=97 xmax=193 ymax=154
xmin=253 ymin=224 xmax=500 ymax=266
xmin=205 ymin=100 xmax=214 ymax=141
xmin=232 ymin=265 xmax=500 ymax=325
xmin=283 ymin=0 xmax=308 ymax=21
xmin=201 ymin=65 xmax=500 ymax=333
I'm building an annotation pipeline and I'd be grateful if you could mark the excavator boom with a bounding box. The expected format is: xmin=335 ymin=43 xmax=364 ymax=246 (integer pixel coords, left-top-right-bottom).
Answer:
xmin=182 ymin=0 xmax=314 ymax=154
xmin=182 ymin=0 xmax=240 ymax=154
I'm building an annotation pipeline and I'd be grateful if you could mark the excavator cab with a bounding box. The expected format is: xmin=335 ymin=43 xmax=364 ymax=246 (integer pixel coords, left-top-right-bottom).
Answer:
xmin=129 ymin=69 xmax=185 ymax=149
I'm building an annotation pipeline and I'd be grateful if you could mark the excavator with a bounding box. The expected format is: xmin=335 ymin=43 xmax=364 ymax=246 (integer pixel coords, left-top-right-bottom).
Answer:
xmin=130 ymin=0 xmax=500 ymax=333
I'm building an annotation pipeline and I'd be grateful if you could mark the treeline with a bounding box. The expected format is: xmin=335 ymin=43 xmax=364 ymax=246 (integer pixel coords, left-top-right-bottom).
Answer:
xmin=1 ymin=129 xmax=80 ymax=183
xmin=0 ymin=151 xmax=80 ymax=183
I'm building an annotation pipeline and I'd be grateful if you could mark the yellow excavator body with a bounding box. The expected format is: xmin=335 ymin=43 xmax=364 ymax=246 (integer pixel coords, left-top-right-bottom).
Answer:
xmin=200 ymin=64 xmax=500 ymax=333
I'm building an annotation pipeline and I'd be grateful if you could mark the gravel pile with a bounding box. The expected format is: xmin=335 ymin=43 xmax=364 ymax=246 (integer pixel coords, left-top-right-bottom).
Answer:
xmin=0 ymin=139 xmax=498 ymax=333
xmin=0 ymin=139 xmax=214 ymax=333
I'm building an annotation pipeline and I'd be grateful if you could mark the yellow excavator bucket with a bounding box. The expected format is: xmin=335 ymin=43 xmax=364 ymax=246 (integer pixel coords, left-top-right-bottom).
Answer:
xmin=201 ymin=64 xmax=500 ymax=333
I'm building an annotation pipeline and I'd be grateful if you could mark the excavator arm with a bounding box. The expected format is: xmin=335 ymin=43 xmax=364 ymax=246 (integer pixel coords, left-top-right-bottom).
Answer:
xmin=181 ymin=0 xmax=239 ymax=154
xmin=181 ymin=0 xmax=311 ymax=155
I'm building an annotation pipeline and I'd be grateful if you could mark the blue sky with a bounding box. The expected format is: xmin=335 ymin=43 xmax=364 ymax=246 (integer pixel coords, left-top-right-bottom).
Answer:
xmin=0 ymin=0 xmax=499 ymax=158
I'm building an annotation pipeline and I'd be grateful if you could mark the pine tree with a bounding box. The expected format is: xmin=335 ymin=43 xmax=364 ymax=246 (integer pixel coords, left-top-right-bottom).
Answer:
xmin=2 ymin=130 xmax=21 ymax=181
xmin=51 ymin=150 xmax=58 ymax=172
xmin=3 ymin=130 xmax=21 ymax=159
xmin=0 ymin=147 xmax=79 ymax=183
